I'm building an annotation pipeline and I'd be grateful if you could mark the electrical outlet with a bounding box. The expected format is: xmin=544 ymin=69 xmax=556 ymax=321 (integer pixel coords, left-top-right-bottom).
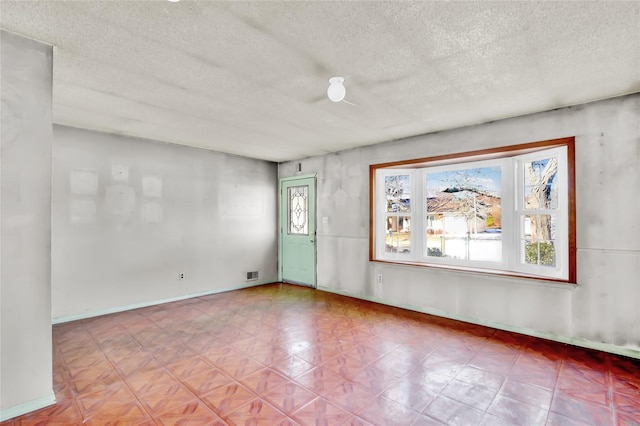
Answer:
xmin=179 ymin=273 xmax=185 ymax=280
xmin=377 ymin=274 xmax=383 ymax=283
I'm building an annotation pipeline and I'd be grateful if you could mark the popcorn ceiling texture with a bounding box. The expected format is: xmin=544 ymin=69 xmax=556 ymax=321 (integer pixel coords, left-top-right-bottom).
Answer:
xmin=1 ymin=1 xmax=639 ymax=162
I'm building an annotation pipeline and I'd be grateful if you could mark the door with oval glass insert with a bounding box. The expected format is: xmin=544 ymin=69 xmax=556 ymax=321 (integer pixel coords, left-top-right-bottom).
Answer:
xmin=280 ymin=175 xmax=316 ymax=287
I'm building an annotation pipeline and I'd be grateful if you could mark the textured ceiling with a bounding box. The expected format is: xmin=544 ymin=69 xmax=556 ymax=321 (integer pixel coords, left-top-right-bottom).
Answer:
xmin=1 ymin=1 xmax=639 ymax=162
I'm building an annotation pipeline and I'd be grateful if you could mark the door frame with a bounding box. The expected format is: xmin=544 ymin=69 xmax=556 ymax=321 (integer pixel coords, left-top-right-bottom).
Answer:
xmin=278 ymin=174 xmax=317 ymax=287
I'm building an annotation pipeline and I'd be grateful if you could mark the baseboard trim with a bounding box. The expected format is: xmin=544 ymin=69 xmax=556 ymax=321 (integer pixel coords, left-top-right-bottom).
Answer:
xmin=0 ymin=392 xmax=56 ymax=422
xmin=52 ymin=281 xmax=271 ymax=324
xmin=317 ymin=285 xmax=640 ymax=360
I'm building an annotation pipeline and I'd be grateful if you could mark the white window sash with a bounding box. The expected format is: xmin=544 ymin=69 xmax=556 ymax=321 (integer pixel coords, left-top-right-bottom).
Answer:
xmin=421 ymin=158 xmax=509 ymax=270
xmin=512 ymin=146 xmax=568 ymax=280
xmin=374 ymin=146 xmax=568 ymax=281
xmin=377 ymin=169 xmax=415 ymax=261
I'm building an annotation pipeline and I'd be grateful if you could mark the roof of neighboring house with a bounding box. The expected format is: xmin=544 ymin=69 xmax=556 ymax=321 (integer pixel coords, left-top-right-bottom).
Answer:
xmin=427 ymin=190 xmax=500 ymax=214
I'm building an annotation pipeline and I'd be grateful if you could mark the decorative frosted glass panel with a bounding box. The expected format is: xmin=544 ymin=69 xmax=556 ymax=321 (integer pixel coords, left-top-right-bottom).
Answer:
xmin=522 ymin=214 xmax=556 ymax=266
xmin=385 ymin=175 xmax=411 ymax=212
xmin=288 ymin=185 xmax=309 ymax=235
xmin=425 ymin=166 xmax=502 ymax=262
xmin=385 ymin=216 xmax=411 ymax=253
xmin=523 ymin=157 xmax=558 ymax=209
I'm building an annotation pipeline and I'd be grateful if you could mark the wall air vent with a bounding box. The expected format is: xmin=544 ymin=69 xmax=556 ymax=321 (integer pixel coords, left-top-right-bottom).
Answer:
xmin=246 ymin=271 xmax=259 ymax=281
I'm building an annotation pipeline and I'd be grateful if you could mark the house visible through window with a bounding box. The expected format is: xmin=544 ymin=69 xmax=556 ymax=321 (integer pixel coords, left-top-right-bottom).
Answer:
xmin=370 ymin=137 xmax=576 ymax=283
xmin=425 ymin=164 xmax=502 ymax=262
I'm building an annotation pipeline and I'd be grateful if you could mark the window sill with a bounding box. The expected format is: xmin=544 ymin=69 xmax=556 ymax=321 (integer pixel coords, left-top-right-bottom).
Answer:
xmin=370 ymin=259 xmax=578 ymax=288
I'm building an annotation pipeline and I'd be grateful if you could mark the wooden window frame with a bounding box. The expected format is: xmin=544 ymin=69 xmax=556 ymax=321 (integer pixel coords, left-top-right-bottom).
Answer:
xmin=369 ymin=137 xmax=577 ymax=284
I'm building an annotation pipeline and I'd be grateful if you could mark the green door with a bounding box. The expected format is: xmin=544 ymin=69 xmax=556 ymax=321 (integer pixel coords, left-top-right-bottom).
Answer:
xmin=280 ymin=176 xmax=316 ymax=287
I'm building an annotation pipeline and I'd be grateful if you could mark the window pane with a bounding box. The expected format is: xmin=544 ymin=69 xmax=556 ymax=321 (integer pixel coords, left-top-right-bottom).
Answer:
xmin=426 ymin=232 xmax=502 ymax=261
xmin=385 ymin=175 xmax=411 ymax=213
xmin=523 ymin=214 xmax=556 ymax=240
xmin=288 ymin=185 xmax=308 ymax=235
xmin=426 ymin=166 xmax=502 ymax=262
xmin=522 ymin=214 xmax=556 ymax=267
xmin=524 ymin=240 xmax=556 ymax=267
xmin=524 ymin=157 xmax=558 ymax=209
xmin=385 ymin=216 xmax=411 ymax=254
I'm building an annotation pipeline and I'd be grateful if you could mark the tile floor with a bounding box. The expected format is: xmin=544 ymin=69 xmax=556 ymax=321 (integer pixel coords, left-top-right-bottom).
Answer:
xmin=2 ymin=283 xmax=639 ymax=425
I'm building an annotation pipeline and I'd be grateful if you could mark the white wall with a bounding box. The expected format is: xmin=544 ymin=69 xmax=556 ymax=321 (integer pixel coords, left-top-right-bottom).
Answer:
xmin=0 ymin=31 xmax=55 ymax=418
xmin=279 ymin=94 xmax=640 ymax=357
xmin=52 ymin=125 xmax=278 ymax=320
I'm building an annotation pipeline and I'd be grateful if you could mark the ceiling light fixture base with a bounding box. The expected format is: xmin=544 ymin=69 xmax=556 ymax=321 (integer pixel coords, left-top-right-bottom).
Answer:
xmin=327 ymin=76 xmax=346 ymax=102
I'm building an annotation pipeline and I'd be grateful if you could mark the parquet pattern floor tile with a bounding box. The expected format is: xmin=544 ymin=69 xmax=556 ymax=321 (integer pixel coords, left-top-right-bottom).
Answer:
xmin=2 ymin=283 xmax=639 ymax=425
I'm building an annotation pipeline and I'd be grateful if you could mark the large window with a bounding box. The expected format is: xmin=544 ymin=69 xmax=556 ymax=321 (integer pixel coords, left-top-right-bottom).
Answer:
xmin=370 ymin=137 xmax=576 ymax=283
